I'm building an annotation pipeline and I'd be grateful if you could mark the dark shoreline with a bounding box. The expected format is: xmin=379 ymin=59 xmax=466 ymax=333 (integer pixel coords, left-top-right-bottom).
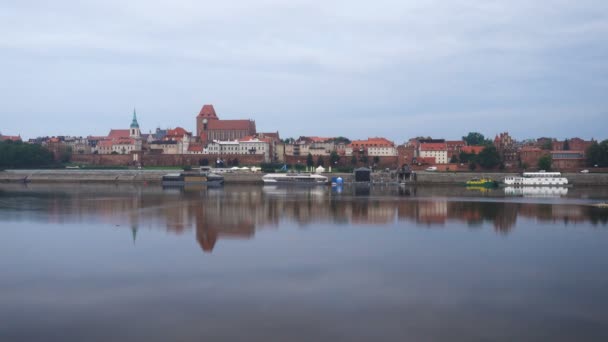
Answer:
xmin=2 ymin=169 xmax=608 ymax=186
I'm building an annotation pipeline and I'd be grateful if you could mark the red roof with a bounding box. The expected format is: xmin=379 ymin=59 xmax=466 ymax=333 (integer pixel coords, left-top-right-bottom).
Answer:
xmin=419 ymin=143 xmax=447 ymax=151
xmin=164 ymin=127 xmax=190 ymax=140
xmin=351 ymin=137 xmax=395 ymax=147
xmin=208 ymin=119 xmax=254 ymax=130
xmin=461 ymin=146 xmax=484 ymax=154
xmin=198 ymin=104 xmax=218 ymax=119
xmin=188 ymin=144 xmax=203 ymax=152
xmin=108 ymin=129 xmax=130 ymax=139
xmin=98 ymin=140 xmax=114 ymax=147
xmin=0 ymin=135 xmax=21 ymax=142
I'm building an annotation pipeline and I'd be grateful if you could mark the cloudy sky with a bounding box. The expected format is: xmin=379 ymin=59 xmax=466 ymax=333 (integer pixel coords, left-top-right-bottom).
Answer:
xmin=1 ymin=0 xmax=607 ymax=142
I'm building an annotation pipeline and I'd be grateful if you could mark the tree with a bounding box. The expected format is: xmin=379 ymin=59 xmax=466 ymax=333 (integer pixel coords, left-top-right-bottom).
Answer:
xmin=306 ymin=153 xmax=314 ymax=167
xmin=586 ymin=140 xmax=608 ymax=167
xmin=331 ymin=136 xmax=351 ymax=144
xmin=468 ymin=161 xmax=477 ymax=170
xmin=351 ymin=155 xmax=357 ymax=165
xmin=450 ymin=155 xmax=458 ymax=163
xmin=459 ymin=151 xmax=474 ymax=163
xmin=359 ymin=154 xmax=368 ymax=164
xmin=563 ymin=139 xmax=570 ymax=151
xmin=330 ymin=151 xmax=340 ymax=165
xmin=373 ymin=156 xmax=380 ymax=164
xmin=0 ymin=141 xmax=54 ymax=168
xmin=463 ymin=132 xmax=486 ymax=146
xmin=477 ymin=146 xmax=501 ymax=169
xmin=541 ymin=140 xmax=553 ymax=150
xmin=317 ymin=156 xmax=325 ymax=167
xmin=538 ymin=154 xmax=552 ymax=171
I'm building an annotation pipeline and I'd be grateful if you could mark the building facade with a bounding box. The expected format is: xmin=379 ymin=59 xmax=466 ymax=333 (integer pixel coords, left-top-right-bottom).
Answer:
xmin=196 ymin=104 xmax=256 ymax=146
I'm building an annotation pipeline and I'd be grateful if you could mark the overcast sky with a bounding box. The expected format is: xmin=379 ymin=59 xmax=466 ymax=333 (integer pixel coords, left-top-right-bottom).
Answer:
xmin=1 ymin=0 xmax=607 ymax=142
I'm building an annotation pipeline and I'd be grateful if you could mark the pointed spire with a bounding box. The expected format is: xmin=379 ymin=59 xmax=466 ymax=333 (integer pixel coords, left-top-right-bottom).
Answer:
xmin=130 ymin=107 xmax=140 ymax=128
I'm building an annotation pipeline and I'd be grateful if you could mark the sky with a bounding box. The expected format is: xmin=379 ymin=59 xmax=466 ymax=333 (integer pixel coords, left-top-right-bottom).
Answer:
xmin=1 ymin=0 xmax=607 ymax=143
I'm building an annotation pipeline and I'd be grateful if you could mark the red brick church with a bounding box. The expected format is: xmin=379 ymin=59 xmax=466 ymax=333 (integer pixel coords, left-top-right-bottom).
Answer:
xmin=196 ymin=104 xmax=256 ymax=146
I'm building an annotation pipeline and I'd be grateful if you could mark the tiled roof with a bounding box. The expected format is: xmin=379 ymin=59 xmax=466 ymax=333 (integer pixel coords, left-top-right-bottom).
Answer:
xmin=351 ymin=137 xmax=395 ymax=147
xmin=188 ymin=144 xmax=203 ymax=152
xmin=198 ymin=104 xmax=218 ymax=119
xmin=0 ymin=135 xmax=21 ymax=142
xmin=208 ymin=119 xmax=254 ymax=130
xmin=419 ymin=143 xmax=447 ymax=151
xmin=108 ymin=129 xmax=130 ymax=139
xmin=461 ymin=146 xmax=484 ymax=154
xmin=98 ymin=140 xmax=114 ymax=147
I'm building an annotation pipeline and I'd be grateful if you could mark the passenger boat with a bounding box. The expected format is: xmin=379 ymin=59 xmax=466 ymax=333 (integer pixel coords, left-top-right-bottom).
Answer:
xmin=503 ymin=171 xmax=568 ymax=186
xmin=465 ymin=178 xmax=498 ymax=187
xmin=262 ymin=173 xmax=328 ymax=185
xmin=162 ymin=170 xmax=224 ymax=186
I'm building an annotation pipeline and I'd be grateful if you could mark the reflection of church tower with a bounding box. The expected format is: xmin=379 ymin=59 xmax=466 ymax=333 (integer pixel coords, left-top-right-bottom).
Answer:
xmin=130 ymin=108 xmax=141 ymax=138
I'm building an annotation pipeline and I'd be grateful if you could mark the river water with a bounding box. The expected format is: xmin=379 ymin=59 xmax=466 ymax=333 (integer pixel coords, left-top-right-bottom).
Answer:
xmin=1 ymin=183 xmax=608 ymax=341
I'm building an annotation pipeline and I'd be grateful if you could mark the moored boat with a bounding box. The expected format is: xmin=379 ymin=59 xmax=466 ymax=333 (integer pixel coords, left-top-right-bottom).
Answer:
xmin=466 ymin=178 xmax=497 ymax=187
xmin=162 ymin=169 xmax=224 ymax=186
xmin=262 ymin=173 xmax=328 ymax=185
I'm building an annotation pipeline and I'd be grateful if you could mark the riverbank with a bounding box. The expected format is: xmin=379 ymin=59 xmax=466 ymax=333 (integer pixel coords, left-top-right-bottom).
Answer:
xmin=2 ymin=169 xmax=608 ymax=186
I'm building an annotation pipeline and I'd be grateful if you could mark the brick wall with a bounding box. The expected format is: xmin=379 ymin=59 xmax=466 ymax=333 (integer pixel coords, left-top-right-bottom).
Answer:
xmin=283 ymin=155 xmax=399 ymax=168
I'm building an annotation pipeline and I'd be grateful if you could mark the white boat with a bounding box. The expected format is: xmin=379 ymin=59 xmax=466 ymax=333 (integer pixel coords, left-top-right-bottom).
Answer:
xmin=262 ymin=173 xmax=328 ymax=185
xmin=503 ymin=171 xmax=568 ymax=186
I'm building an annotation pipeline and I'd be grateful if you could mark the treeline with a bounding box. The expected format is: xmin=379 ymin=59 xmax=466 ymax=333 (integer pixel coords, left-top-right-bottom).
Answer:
xmin=0 ymin=141 xmax=55 ymax=169
xmin=587 ymin=140 xmax=608 ymax=167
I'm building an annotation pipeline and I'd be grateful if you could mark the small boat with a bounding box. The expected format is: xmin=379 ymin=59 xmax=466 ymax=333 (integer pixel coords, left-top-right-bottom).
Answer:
xmin=262 ymin=173 xmax=328 ymax=185
xmin=162 ymin=170 xmax=224 ymax=186
xmin=503 ymin=171 xmax=568 ymax=186
xmin=466 ymin=178 xmax=497 ymax=187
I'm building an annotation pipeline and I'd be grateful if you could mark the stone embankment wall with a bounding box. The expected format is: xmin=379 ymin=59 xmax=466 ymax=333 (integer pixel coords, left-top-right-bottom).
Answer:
xmin=2 ymin=170 xmax=608 ymax=185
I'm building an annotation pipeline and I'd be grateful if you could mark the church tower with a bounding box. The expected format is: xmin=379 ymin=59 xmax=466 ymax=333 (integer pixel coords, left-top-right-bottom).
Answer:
xmin=130 ymin=108 xmax=141 ymax=138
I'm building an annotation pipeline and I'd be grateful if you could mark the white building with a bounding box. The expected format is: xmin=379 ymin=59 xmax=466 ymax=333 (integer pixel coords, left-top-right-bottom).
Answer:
xmin=418 ymin=143 xmax=448 ymax=164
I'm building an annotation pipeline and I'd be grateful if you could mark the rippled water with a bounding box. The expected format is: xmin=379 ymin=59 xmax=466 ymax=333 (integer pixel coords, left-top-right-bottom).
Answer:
xmin=1 ymin=183 xmax=607 ymax=341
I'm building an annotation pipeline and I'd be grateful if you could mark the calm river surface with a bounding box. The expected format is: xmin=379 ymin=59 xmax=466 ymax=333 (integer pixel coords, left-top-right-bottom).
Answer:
xmin=1 ymin=183 xmax=608 ymax=342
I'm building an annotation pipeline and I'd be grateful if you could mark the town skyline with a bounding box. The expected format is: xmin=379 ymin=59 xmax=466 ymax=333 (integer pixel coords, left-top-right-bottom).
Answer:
xmin=3 ymin=104 xmax=606 ymax=143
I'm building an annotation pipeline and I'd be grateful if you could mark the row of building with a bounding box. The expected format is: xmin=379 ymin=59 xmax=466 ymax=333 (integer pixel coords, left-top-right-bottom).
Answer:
xmin=5 ymin=105 xmax=598 ymax=170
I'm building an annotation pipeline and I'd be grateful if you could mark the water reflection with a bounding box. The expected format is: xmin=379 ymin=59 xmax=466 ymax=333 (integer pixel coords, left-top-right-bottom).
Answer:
xmin=504 ymin=186 xmax=569 ymax=197
xmin=1 ymin=184 xmax=607 ymax=253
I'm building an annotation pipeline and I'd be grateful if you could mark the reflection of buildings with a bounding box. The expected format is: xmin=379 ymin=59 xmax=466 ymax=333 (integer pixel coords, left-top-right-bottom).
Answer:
xmin=2 ymin=184 xmax=607 ymax=253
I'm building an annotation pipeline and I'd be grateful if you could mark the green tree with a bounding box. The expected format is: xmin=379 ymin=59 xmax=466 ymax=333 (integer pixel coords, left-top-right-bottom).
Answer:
xmin=330 ymin=151 xmax=340 ymax=165
xmin=0 ymin=141 xmax=54 ymax=169
xmin=477 ymin=146 xmax=501 ymax=169
xmin=350 ymin=155 xmax=357 ymax=165
xmin=306 ymin=153 xmax=314 ymax=167
xmin=468 ymin=161 xmax=477 ymax=170
xmin=317 ymin=156 xmax=325 ymax=167
xmin=538 ymin=154 xmax=552 ymax=171
xmin=586 ymin=140 xmax=608 ymax=167
xmin=541 ymin=140 xmax=553 ymax=150
xmin=373 ymin=156 xmax=380 ymax=164
xmin=463 ymin=132 xmax=486 ymax=146
xmin=563 ymin=139 xmax=570 ymax=150
xmin=359 ymin=154 xmax=368 ymax=164
xmin=331 ymin=136 xmax=351 ymax=144
xmin=450 ymin=154 xmax=458 ymax=163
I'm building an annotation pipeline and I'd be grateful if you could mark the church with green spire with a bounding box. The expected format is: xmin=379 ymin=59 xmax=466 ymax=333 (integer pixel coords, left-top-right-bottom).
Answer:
xmin=130 ymin=108 xmax=141 ymax=138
